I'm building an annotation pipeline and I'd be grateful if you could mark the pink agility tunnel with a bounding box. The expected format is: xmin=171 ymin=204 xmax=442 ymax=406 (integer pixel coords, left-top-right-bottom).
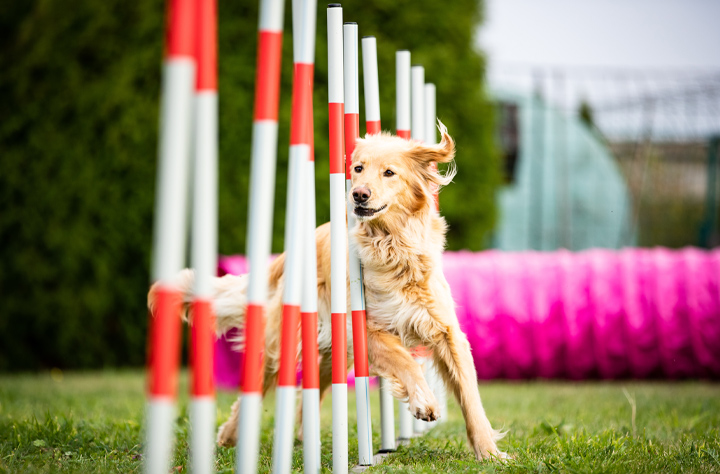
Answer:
xmin=213 ymin=248 xmax=720 ymax=387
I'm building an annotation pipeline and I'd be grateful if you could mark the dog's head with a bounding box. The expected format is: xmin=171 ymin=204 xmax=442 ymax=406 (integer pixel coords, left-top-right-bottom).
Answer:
xmin=349 ymin=120 xmax=456 ymax=223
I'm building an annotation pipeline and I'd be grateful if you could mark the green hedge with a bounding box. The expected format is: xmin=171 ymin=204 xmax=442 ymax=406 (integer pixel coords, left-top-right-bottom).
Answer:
xmin=0 ymin=0 xmax=499 ymax=371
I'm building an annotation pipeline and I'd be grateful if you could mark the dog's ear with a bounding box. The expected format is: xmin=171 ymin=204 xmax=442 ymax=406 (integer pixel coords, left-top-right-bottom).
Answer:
xmin=410 ymin=120 xmax=457 ymax=189
xmin=412 ymin=120 xmax=455 ymax=164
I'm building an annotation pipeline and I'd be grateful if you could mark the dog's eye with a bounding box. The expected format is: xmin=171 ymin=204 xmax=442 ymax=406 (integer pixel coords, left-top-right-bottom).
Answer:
xmin=354 ymin=165 xmax=363 ymax=173
xmin=383 ymin=169 xmax=395 ymax=177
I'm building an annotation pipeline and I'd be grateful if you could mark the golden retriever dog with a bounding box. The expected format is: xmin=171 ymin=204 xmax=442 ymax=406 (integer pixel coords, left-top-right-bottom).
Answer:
xmin=148 ymin=122 xmax=505 ymax=460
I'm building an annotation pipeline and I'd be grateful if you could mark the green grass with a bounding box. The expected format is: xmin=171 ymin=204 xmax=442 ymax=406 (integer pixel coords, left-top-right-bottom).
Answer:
xmin=1 ymin=370 xmax=719 ymax=473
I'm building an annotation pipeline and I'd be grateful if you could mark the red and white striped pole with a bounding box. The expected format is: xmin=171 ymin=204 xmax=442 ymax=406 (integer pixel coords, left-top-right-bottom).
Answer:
xmin=361 ymin=36 xmax=380 ymax=136
xmin=327 ymin=6 xmax=348 ymax=473
xmin=395 ymin=50 xmax=411 ymax=140
xmin=361 ymin=35 xmax=396 ymax=454
xmin=189 ymin=0 xmax=217 ymax=472
xmin=410 ymin=64 xmax=429 ymax=436
xmin=425 ymin=81 xmax=440 ymax=211
xmin=271 ymin=0 xmax=316 ymax=471
xmin=394 ymin=50 xmax=414 ymax=442
xmin=345 ymin=22 xmax=374 ymax=467
xmin=411 ymin=65 xmax=425 ymax=144
xmin=424 ymin=83 xmax=436 ymax=146
xmin=291 ymin=0 xmax=321 ymax=472
xmin=145 ymin=0 xmax=195 ymax=472
xmin=423 ymin=81 xmax=446 ymax=429
xmin=237 ymin=0 xmax=285 ymax=472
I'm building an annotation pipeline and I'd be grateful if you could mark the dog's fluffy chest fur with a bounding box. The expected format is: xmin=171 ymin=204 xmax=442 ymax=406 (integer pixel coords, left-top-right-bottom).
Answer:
xmin=352 ymin=211 xmax=451 ymax=347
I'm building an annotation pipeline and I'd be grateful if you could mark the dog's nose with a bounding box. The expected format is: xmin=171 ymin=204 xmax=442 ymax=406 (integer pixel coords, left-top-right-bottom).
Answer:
xmin=352 ymin=186 xmax=371 ymax=204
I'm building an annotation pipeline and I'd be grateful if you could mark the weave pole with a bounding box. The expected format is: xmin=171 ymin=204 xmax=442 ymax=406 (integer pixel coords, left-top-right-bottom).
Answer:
xmin=237 ymin=0 xmax=285 ymax=472
xmin=189 ymin=0 xmax=218 ymax=472
xmin=144 ymin=0 xmax=195 ymax=472
xmin=410 ymin=64 xmax=429 ymax=436
xmin=361 ymin=36 xmax=381 ymax=135
xmin=423 ymin=82 xmax=447 ymax=429
xmin=327 ymin=6 xmax=348 ymax=474
xmin=361 ymin=35 xmax=396 ymax=454
xmin=394 ymin=50 xmax=413 ymax=442
xmin=271 ymin=0 xmax=317 ymax=471
xmin=395 ymin=50 xmax=411 ymax=140
xmin=345 ymin=22 xmax=374 ymax=467
xmin=292 ymin=0 xmax=321 ymax=472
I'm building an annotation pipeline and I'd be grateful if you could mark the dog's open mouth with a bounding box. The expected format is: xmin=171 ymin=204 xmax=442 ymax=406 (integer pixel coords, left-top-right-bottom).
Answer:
xmin=354 ymin=204 xmax=387 ymax=217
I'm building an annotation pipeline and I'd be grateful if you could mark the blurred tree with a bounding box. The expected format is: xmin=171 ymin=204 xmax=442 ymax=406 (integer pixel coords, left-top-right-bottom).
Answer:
xmin=0 ymin=0 xmax=499 ymax=370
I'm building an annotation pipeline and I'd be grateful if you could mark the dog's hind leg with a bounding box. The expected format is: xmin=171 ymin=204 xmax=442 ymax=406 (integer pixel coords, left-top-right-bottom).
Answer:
xmin=431 ymin=324 xmax=504 ymax=460
xmin=367 ymin=327 xmax=440 ymax=422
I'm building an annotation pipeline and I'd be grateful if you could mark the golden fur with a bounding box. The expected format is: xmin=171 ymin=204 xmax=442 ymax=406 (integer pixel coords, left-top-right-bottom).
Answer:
xmin=148 ymin=122 xmax=505 ymax=460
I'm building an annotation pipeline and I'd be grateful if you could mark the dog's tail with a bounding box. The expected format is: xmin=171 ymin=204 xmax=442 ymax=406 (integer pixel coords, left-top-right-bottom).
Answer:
xmin=147 ymin=269 xmax=249 ymax=344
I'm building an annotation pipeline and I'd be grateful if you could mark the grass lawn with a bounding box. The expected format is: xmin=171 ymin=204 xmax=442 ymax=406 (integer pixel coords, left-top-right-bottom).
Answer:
xmin=1 ymin=370 xmax=719 ymax=473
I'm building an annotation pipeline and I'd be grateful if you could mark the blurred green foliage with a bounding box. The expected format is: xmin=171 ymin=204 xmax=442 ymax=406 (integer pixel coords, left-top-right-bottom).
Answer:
xmin=0 ymin=0 xmax=499 ymax=371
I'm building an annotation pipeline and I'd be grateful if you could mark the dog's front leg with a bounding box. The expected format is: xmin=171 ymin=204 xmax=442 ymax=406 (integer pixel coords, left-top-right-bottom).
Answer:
xmin=432 ymin=324 xmax=504 ymax=460
xmin=367 ymin=328 xmax=439 ymax=422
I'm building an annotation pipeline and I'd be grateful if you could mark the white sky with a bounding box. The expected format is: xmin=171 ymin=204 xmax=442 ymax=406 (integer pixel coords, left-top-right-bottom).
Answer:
xmin=476 ymin=0 xmax=720 ymax=139
xmin=477 ymin=0 xmax=720 ymax=71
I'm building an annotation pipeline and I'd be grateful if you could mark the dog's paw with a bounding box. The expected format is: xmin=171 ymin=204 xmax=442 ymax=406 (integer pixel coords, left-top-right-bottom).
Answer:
xmin=408 ymin=384 xmax=440 ymax=422
xmin=216 ymin=419 xmax=237 ymax=447
xmin=216 ymin=399 xmax=240 ymax=447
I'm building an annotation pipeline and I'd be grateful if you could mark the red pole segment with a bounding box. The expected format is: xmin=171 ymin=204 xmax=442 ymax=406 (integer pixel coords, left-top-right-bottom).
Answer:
xmin=327 ymin=5 xmax=348 ymax=473
xmin=395 ymin=50 xmax=411 ymax=139
xmin=238 ymin=0 xmax=285 ymax=472
xmin=145 ymin=0 xmax=196 ymax=471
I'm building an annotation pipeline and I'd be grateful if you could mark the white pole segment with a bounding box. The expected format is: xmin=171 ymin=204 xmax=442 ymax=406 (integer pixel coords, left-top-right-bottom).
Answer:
xmin=413 ymin=355 xmax=428 ymax=434
xmin=190 ymin=398 xmax=216 ymax=474
xmin=260 ymin=0 xmax=284 ymax=30
xmin=424 ymin=83 xmax=437 ymax=146
xmin=379 ymin=378 xmax=396 ymax=451
xmin=395 ymin=51 xmax=411 ymax=138
xmin=398 ymin=400 xmax=413 ymax=440
xmin=151 ymin=60 xmax=195 ymax=284
xmin=237 ymin=393 xmax=262 ymax=474
xmin=145 ymin=399 xmax=177 ymax=474
xmin=246 ymin=121 xmax=279 ymax=304
xmin=361 ymin=36 xmax=381 ymax=129
xmin=355 ymin=376 xmax=373 ymax=462
xmin=272 ymin=386 xmax=298 ymax=474
xmin=332 ymin=383 xmax=348 ymax=473
xmin=343 ymin=24 xmax=359 ymax=116
xmin=330 ymin=175 xmax=347 ymax=314
xmin=411 ymin=65 xmax=425 ymax=142
xmin=191 ymin=93 xmax=218 ymax=298
xmin=281 ymin=146 xmax=307 ymax=305
xmin=327 ymin=7 xmax=344 ymax=105
xmin=302 ymin=388 xmax=321 ymax=473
